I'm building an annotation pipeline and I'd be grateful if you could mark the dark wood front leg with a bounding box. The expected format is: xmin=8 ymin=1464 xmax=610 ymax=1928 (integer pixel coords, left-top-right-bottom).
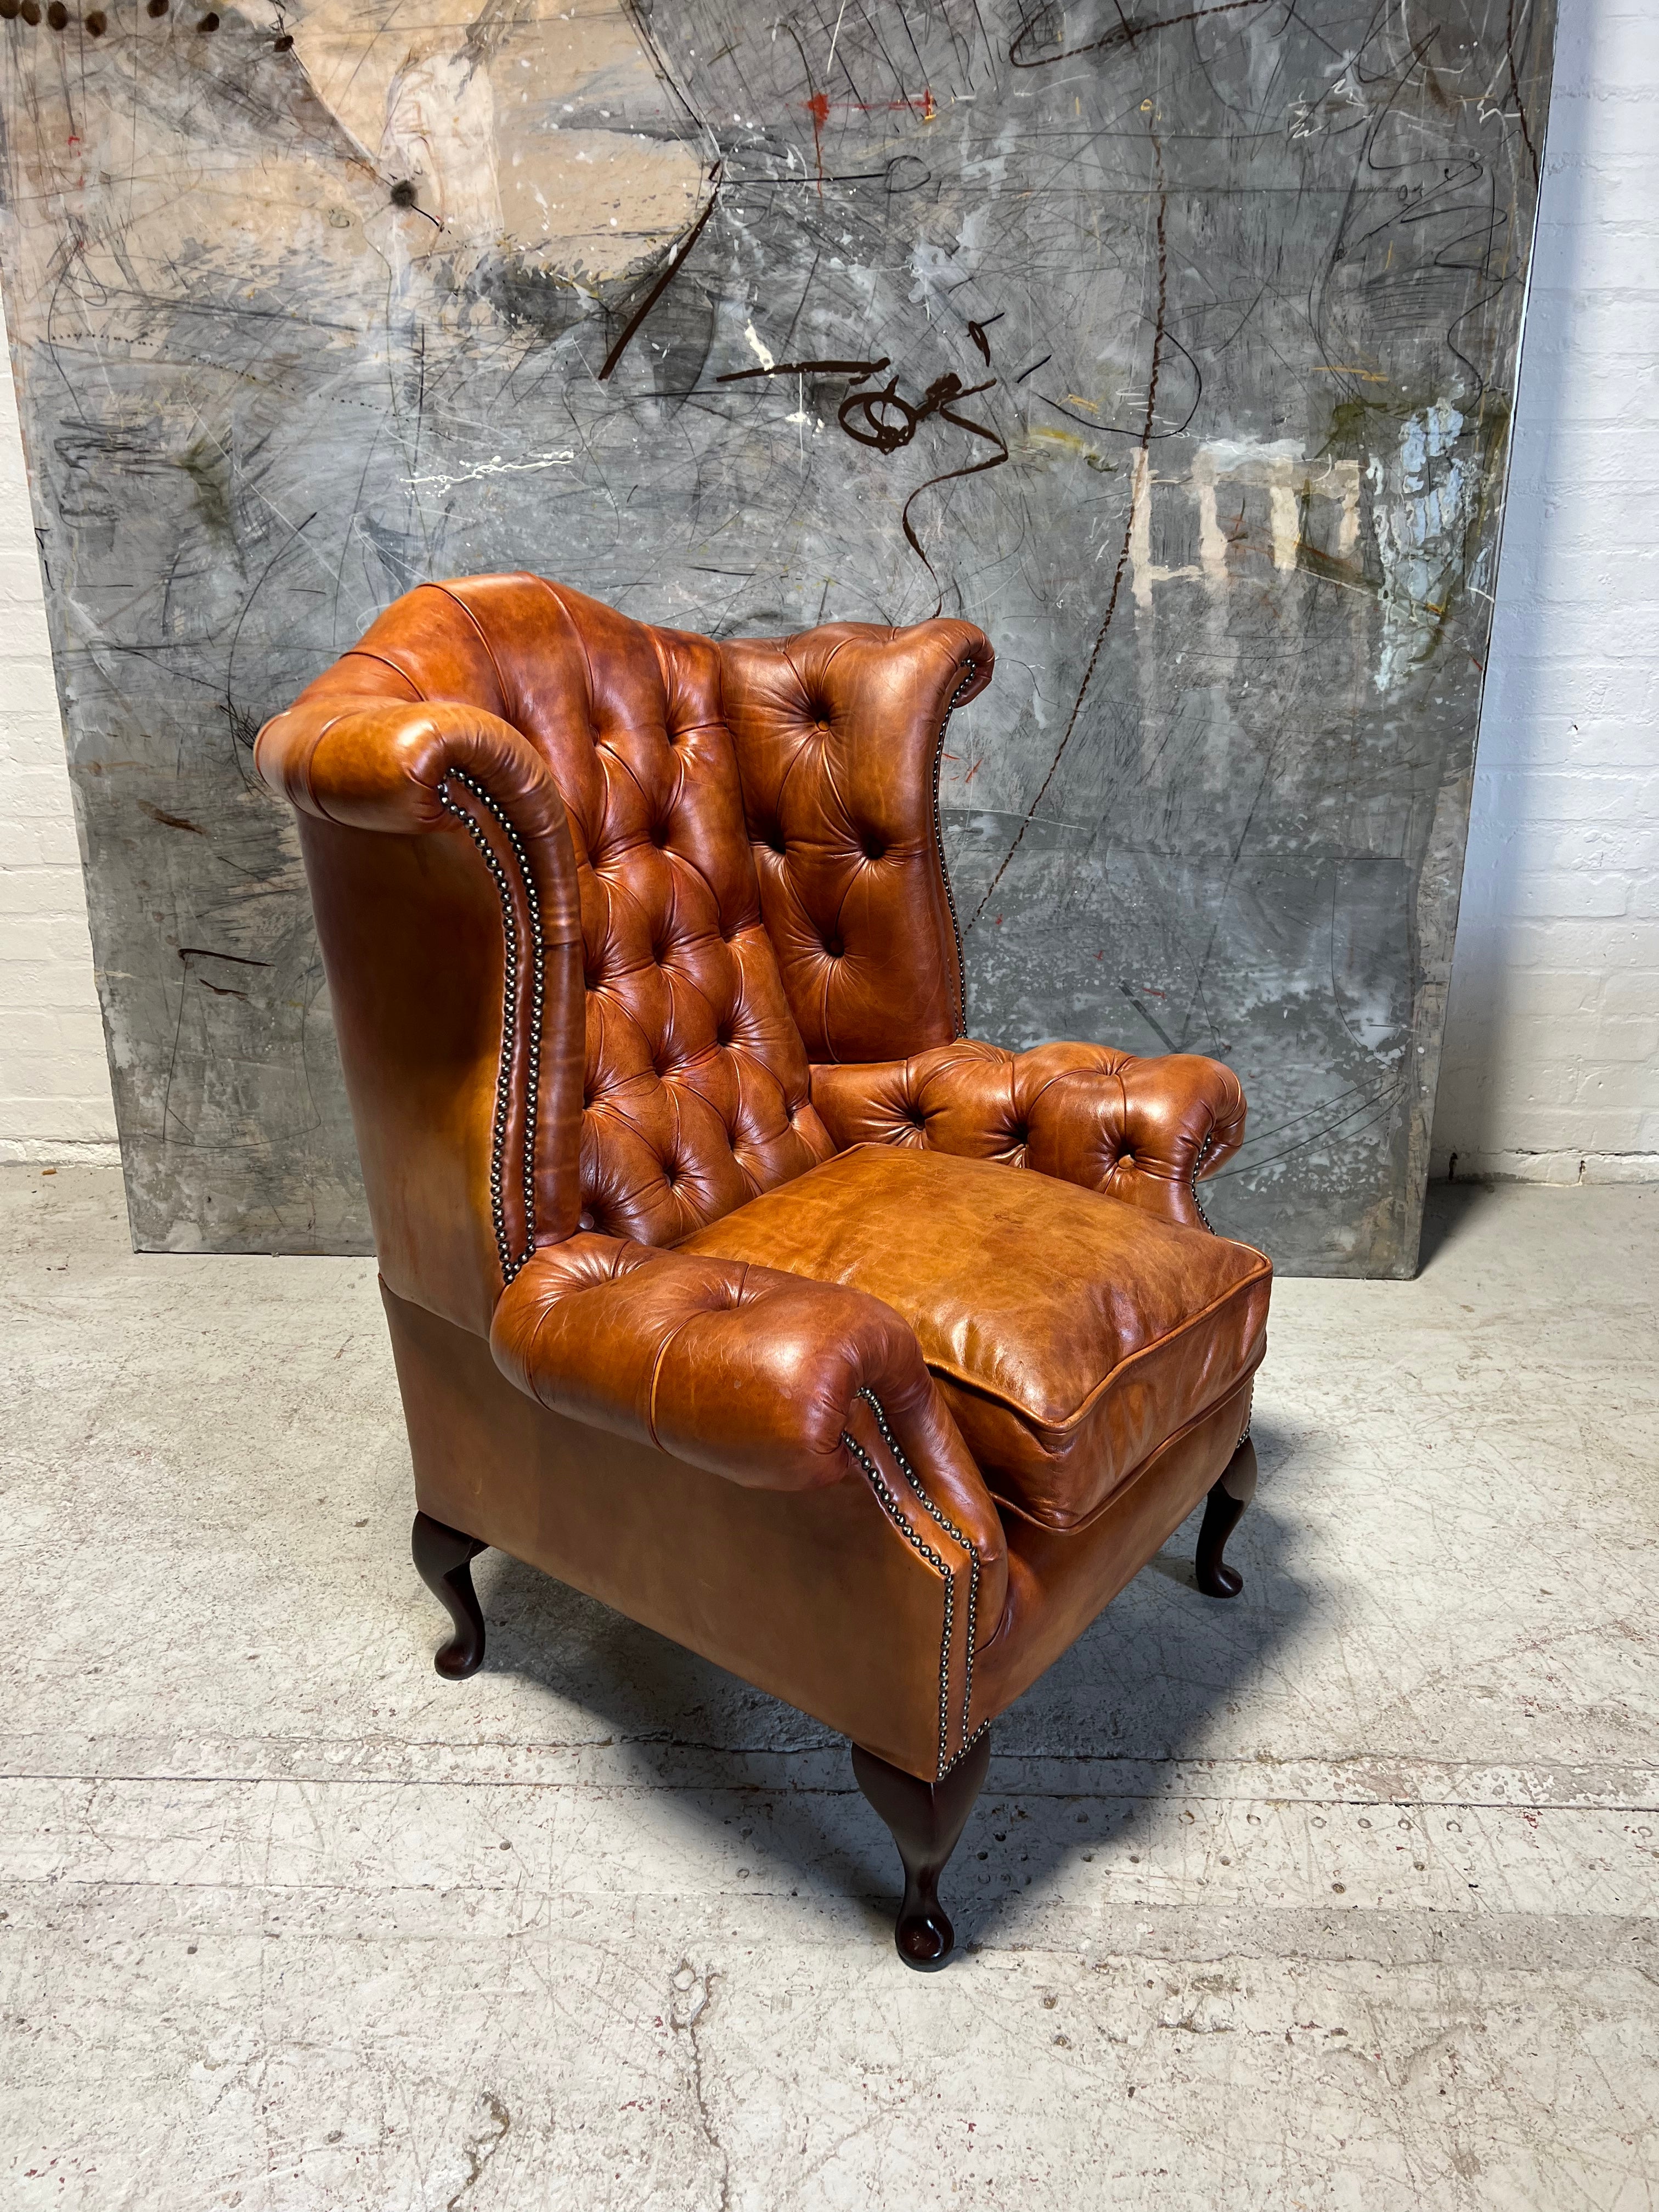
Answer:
xmin=411 ymin=1512 xmax=488 ymax=1678
xmin=1195 ymin=1434 xmax=1257 ymax=1599
xmin=851 ymin=1730 xmax=991 ymax=1972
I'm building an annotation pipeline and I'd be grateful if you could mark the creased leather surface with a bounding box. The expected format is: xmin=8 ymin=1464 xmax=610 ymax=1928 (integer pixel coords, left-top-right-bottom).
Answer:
xmin=811 ymin=1037 xmax=1248 ymax=1231
xmin=680 ymin=1147 xmax=1270 ymax=1530
xmin=720 ymin=620 xmax=992 ymax=1063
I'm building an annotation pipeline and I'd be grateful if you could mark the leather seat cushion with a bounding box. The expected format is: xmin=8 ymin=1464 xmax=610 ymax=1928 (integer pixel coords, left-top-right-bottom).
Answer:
xmin=678 ymin=1146 xmax=1270 ymax=1531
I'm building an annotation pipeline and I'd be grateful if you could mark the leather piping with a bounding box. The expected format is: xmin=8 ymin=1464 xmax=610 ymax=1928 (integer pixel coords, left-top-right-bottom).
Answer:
xmin=984 ymin=1338 xmax=1269 ymax=1536
xmin=919 ymin=1248 xmax=1271 ymax=1435
xmin=435 ymin=768 xmax=545 ymax=1283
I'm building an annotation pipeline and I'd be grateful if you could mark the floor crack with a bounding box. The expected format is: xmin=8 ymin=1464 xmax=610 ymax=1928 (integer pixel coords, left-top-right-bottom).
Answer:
xmin=672 ymin=1959 xmax=730 ymax=2211
xmin=445 ymin=2090 xmax=510 ymax=2210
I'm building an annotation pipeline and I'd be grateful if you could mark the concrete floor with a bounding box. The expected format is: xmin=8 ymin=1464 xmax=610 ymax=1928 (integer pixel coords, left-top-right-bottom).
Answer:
xmin=1 ymin=1169 xmax=1655 ymax=2210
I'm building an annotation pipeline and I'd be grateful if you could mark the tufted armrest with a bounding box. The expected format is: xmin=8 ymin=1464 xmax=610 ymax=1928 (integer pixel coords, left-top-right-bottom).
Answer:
xmin=490 ymin=1231 xmax=999 ymax=1533
xmin=720 ymin=620 xmax=993 ymax=1064
xmin=810 ymin=1039 xmax=1248 ymax=1234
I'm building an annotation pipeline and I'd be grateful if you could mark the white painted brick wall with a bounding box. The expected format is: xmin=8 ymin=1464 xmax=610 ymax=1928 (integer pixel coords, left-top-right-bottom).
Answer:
xmin=1 ymin=0 xmax=1654 ymax=1187
xmin=1431 ymin=0 xmax=1659 ymax=1184
xmin=0 ymin=287 xmax=119 ymax=1166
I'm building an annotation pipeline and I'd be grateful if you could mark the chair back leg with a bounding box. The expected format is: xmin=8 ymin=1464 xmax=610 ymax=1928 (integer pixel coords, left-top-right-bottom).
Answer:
xmin=411 ymin=1511 xmax=488 ymax=1677
xmin=1195 ymin=1435 xmax=1258 ymax=1599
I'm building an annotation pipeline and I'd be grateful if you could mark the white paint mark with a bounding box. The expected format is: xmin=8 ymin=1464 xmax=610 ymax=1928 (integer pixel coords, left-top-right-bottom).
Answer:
xmin=743 ymin=320 xmax=775 ymax=373
xmin=1132 ymin=438 xmax=1362 ymax=610
xmin=407 ymin=452 xmax=577 ymax=494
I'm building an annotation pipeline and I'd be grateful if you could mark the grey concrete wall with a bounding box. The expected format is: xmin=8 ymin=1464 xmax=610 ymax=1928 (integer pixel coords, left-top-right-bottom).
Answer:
xmin=0 ymin=0 xmax=1553 ymax=1272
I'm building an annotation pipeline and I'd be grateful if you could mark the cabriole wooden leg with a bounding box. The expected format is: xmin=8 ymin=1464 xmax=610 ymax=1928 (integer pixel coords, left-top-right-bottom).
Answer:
xmin=851 ymin=1729 xmax=992 ymax=1973
xmin=1195 ymin=1434 xmax=1257 ymax=1599
xmin=411 ymin=1511 xmax=488 ymax=1678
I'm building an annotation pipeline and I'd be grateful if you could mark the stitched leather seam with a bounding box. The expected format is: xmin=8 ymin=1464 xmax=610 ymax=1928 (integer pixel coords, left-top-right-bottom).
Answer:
xmin=435 ymin=768 xmax=544 ymax=1284
xmin=642 ymin=1290 xmax=712 ymax=1453
xmin=856 ymin=1385 xmax=982 ymax=1768
xmin=645 ymin=627 xmax=677 ymax=732
xmin=534 ymin=577 xmax=600 ymax=709
xmin=297 ymin=707 xmax=355 ymax=816
xmin=433 ymin=584 xmax=515 ymax=724
xmin=595 ymin=741 xmax=661 ymax=849
xmin=335 ymin=649 xmax=425 ymax=700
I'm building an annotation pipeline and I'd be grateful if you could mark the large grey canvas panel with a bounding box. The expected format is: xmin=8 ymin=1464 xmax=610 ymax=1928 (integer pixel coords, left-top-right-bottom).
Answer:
xmin=0 ymin=0 xmax=1554 ymax=1272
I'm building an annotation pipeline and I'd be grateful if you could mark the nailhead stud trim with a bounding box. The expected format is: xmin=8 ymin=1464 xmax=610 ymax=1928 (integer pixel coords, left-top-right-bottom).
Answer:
xmin=932 ymin=662 xmax=977 ymax=1041
xmin=840 ymin=1429 xmax=955 ymax=1781
xmin=1190 ymin=1130 xmax=1215 ymax=1234
xmin=842 ymin=1385 xmax=983 ymax=1780
xmin=436 ymin=769 xmax=545 ymax=1283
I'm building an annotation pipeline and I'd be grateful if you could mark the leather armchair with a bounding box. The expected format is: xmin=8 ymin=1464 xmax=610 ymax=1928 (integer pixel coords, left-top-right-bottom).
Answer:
xmin=257 ymin=574 xmax=1269 ymax=1971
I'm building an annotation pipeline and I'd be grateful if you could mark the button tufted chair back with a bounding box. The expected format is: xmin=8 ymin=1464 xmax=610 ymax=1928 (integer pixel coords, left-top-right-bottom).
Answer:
xmin=328 ymin=573 xmax=847 ymax=1249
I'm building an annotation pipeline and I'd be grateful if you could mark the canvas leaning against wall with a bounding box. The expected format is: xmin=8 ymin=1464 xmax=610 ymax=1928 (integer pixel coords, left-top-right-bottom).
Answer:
xmin=0 ymin=0 xmax=1554 ymax=1273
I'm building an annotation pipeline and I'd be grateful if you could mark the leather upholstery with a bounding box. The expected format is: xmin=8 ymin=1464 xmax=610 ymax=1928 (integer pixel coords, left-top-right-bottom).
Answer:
xmin=253 ymin=687 xmax=586 ymax=1335
xmin=720 ymin=622 xmax=991 ymax=1062
xmin=978 ymin=1381 xmax=1255 ymax=1716
xmin=387 ymin=1282 xmax=1006 ymax=1780
xmin=811 ymin=1037 xmax=1247 ymax=1233
xmin=681 ymin=1147 xmax=1269 ymax=1530
xmin=258 ymin=574 xmax=845 ymax=1297
xmin=257 ymin=572 xmax=1270 ymax=1782
xmin=491 ymin=1229 xmax=996 ymax=1519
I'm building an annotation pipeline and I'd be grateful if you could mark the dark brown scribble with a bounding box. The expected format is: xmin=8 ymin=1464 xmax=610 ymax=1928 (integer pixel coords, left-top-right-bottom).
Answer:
xmin=1009 ymin=0 xmax=1272 ymax=70
xmin=598 ymin=163 xmax=724 ymax=383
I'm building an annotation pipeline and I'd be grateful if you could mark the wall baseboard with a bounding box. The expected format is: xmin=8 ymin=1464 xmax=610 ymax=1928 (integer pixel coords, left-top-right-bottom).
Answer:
xmin=1430 ymin=1149 xmax=1659 ymax=1187
xmin=0 ymin=1139 xmax=123 ymax=1168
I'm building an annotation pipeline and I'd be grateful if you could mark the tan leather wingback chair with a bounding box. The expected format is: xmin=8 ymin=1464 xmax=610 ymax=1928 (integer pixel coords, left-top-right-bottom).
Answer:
xmin=256 ymin=575 xmax=1269 ymax=1971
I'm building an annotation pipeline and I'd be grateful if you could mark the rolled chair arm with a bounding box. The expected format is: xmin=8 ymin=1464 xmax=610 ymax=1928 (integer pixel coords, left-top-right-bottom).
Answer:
xmin=490 ymin=1232 xmax=997 ymax=1519
xmin=811 ymin=1038 xmax=1248 ymax=1233
xmin=488 ymin=1232 xmax=1008 ymax=1774
xmin=256 ymin=696 xmax=575 ymax=874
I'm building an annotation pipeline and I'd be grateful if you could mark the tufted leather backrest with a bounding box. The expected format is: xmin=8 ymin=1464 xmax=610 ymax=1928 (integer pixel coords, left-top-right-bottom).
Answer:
xmin=719 ymin=622 xmax=993 ymax=1063
xmin=320 ymin=573 xmax=838 ymax=1246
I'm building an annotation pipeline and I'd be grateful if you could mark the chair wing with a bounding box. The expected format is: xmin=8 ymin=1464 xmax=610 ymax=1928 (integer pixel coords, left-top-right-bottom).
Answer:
xmin=719 ymin=619 xmax=992 ymax=1064
xmin=254 ymin=682 xmax=586 ymax=1335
